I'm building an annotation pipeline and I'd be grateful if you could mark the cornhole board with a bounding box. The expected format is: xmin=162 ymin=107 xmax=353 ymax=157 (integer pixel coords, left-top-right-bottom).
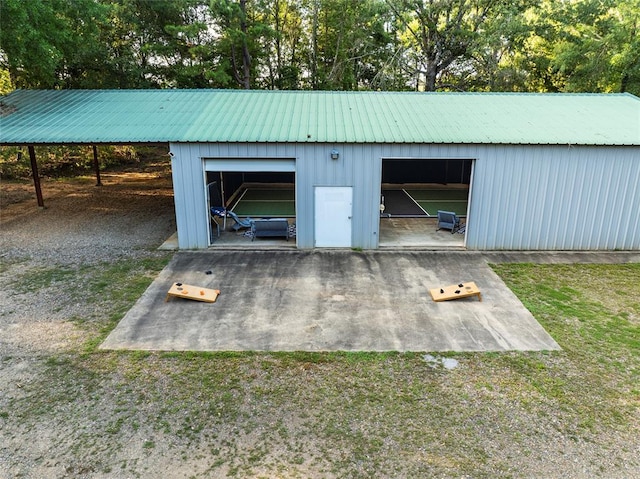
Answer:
xmin=430 ymin=281 xmax=482 ymax=302
xmin=165 ymin=282 xmax=220 ymax=303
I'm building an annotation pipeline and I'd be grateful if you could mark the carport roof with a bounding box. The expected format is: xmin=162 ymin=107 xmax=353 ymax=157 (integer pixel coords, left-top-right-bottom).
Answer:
xmin=1 ymin=89 xmax=639 ymax=146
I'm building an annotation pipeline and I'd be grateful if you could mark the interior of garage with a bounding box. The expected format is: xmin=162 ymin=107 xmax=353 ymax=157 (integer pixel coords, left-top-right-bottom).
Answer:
xmin=379 ymin=158 xmax=472 ymax=248
xmin=205 ymin=170 xmax=297 ymax=247
xmin=202 ymin=158 xmax=473 ymax=249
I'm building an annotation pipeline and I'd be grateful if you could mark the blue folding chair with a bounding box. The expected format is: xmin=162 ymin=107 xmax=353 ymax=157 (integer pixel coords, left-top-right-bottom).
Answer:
xmin=225 ymin=210 xmax=254 ymax=231
xmin=436 ymin=210 xmax=460 ymax=234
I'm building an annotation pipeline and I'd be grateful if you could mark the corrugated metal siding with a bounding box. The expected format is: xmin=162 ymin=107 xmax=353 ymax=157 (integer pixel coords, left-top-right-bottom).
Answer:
xmin=169 ymin=142 xmax=383 ymax=249
xmin=467 ymin=145 xmax=640 ymax=250
xmin=170 ymin=141 xmax=639 ymax=251
xmin=170 ymin=145 xmax=210 ymax=249
xmin=374 ymin=143 xmax=640 ymax=251
xmin=2 ymin=89 xmax=639 ymax=145
xmin=296 ymin=143 xmax=382 ymax=249
xmin=379 ymin=143 xmax=640 ymax=251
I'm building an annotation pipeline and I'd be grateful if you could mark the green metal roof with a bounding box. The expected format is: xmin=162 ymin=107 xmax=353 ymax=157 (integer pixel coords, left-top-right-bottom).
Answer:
xmin=1 ymin=89 xmax=639 ymax=146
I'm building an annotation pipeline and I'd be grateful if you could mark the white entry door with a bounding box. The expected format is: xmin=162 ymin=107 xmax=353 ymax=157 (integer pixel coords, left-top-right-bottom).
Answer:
xmin=315 ymin=186 xmax=352 ymax=247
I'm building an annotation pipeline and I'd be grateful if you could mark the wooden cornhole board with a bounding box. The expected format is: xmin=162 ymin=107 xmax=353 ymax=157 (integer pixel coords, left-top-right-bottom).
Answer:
xmin=165 ymin=282 xmax=220 ymax=303
xmin=430 ymin=281 xmax=482 ymax=302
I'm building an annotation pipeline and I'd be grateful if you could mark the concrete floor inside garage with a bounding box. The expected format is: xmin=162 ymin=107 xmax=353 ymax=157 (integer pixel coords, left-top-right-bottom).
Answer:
xmin=378 ymin=217 xmax=465 ymax=248
xmin=176 ymin=217 xmax=467 ymax=249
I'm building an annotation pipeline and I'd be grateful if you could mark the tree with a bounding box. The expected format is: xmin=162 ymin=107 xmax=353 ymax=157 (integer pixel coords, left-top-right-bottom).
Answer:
xmin=612 ymin=0 xmax=640 ymax=94
xmin=0 ymin=0 xmax=107 ymax=88
xmin=0 ymin=0 xmax=218 ymax=89
xmin=261 ymin=0 xmax=305 ymax=89
xmin=209 ymin=0 xmax=274 ymax=89
xmin=302 ymin=0 xmax=396 ymax=90
xmin=2 ymin=0 xmax=636 ymax=94
xmin=98 ymin=0 xmax=215 ymax=89
xmin=445 ymin=1 xmax=538 ymax=91
xmin=518 ymin=0 xmax=640 ymax=95
xmin=387 ymin=0 xmax=536 ymax=91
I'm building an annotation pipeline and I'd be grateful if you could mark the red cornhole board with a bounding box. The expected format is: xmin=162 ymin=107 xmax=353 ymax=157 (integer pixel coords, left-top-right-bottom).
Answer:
xmin=430 ymin=281 xmax=482 ymax=302
xmin=165 ymin=282 xmax=220 ymax=303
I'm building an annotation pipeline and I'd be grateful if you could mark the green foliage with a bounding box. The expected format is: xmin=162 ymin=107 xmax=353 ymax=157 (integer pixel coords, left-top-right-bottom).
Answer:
xmin=208 ymin=0 xmax=273 ymax=89
xmin=491 ymin=263 xmax=640 ymax=365
xmin=389 ymin=0 xmax=539 ymax=91
xmin=515 ymin=0 xmax=640 ymax=95
xmin=0 ymin=68 xmax=13 ymax=94
xmin=0 ymin=0 xmax=111 ymax=88
xmin=0 ymin=0 xmax=638 ymax=93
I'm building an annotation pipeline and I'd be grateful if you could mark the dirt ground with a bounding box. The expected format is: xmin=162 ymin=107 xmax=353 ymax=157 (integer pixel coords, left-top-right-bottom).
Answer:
xmin=1 ymin=162 xmax=639 ymax=479
xmin=0 ymin=161 xmax=176 ymax=348
xmin=0 ymin=163 xmax=177 ymax=478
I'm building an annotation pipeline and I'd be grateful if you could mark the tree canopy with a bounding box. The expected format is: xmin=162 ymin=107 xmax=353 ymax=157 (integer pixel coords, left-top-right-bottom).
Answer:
xmin=1 ymin=0 xmax=638 ymax=95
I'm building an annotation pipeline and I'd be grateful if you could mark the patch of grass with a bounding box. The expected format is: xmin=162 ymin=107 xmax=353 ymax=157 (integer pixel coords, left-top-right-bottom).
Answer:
xmin=5 ymin=253 xmax=170 ymax=356
xmin=4 ymin=262 xmax=640 ymax=478
xmin=11 ymin=254 xmax=169 ymax=314
xmin=490 ymin=263 xmax=640 ymax=358
xmin=77 ymin=255 xmax=171 ymax=350
xmin=0 ymin=255 xmax=29 ymax=275
xmin=490 ymin=263 xmax=640 ymax=428
xmin=13 ymin=266 xmax=78 ymax=294
xmin=82 ymin=257 xmax=170 ymax=299
xmin=10 ymin=343 xmax=639 ymax=477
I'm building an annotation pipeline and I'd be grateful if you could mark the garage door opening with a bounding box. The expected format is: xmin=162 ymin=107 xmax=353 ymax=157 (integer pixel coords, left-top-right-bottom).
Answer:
xmin=379 ymin=158 xmax=473 ymax=248
xmin=204 ymin=165 xmax=296 ymax=247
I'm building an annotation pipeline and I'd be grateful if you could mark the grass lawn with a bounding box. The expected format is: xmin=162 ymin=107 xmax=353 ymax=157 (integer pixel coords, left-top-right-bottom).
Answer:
xmin=4 ymin=260 xmax=640 ymax=478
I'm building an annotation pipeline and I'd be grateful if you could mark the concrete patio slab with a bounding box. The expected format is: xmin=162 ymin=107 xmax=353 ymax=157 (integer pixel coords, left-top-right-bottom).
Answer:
xmin=100 ymin=251 xmax=561 ymax=352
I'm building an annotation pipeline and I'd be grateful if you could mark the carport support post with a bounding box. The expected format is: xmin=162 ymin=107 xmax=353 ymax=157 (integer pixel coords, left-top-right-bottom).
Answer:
xmin=27 ymin=145 xmax=45 ymax=208
xmin=92 ymin=145 xmax=102 ymax=186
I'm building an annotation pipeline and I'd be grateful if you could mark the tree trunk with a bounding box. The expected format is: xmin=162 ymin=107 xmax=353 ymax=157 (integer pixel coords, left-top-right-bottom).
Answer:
xmin=425 ymin=60 xmax=438 ymax=91
xmin=239 ymin=0 xmax=251 ymax=89
xmin=620 ymin=73 xmax=629 ymax=93
xmin=310 ymin=0 xmax=319 ymax=90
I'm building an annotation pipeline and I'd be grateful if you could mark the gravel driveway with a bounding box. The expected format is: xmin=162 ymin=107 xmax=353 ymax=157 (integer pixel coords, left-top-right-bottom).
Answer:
xmin=1 ymin=165 xmax=176 ymax=477
xmin=0 ymin=167 xmax=176 ymax=354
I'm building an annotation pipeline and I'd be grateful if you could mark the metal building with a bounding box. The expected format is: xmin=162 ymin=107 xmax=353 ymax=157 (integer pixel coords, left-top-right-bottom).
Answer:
xmin=1 ymin=90 xmax=639 ymax=250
